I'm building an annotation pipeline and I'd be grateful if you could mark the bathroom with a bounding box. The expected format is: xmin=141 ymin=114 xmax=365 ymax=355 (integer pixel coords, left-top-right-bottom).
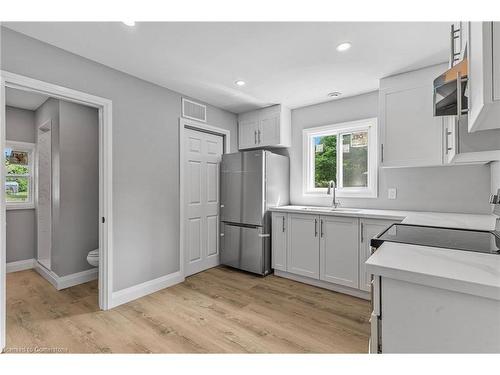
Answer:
xmin=5 ymin=87 xmax=99 ymax=291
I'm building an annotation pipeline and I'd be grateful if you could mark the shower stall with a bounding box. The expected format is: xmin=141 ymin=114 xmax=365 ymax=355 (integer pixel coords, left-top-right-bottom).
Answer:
xmin=37 ymin=119 xmax=52 ymax=270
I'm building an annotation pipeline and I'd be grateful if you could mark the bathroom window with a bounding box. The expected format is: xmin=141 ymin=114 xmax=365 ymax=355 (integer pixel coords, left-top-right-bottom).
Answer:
xmin=4 ymin=141 xmax=35 ymax=209
xmin=303 ymin=118 xmax=378 ymax=198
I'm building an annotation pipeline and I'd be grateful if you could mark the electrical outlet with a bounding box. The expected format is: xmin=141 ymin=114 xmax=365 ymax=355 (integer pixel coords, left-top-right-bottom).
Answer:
xmin=388 ymin=188 xmax=397 ymax=200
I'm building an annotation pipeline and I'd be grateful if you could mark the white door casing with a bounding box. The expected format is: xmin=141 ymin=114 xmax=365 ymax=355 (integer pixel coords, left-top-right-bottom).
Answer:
xmin=0 ymin=70 xmax=114 ymax=352
xmin=184 ymin=128 xmax=224 ymax=276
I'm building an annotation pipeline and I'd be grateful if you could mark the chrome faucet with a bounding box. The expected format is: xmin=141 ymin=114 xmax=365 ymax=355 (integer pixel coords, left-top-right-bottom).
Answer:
xmin=327 ymin=180 xmax=340 ymax=208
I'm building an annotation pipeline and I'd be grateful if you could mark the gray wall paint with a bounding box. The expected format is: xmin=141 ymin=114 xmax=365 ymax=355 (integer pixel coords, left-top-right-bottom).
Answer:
xmin=0 ymin=27 xmax=238 ymax=290
xmin=6 ymin=106 xmax=36 ymax=143
xmin=52 ymin=100 xmax=99 ymax=277
xmin=289 ymin=91 xmax=492 ymax=214
xmin=5 ymin=106 xmax=37 ymax=263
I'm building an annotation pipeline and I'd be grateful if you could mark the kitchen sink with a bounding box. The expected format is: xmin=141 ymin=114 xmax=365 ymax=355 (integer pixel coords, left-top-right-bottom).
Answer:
xmin=299 ymin=207 xmax=361 ymax=213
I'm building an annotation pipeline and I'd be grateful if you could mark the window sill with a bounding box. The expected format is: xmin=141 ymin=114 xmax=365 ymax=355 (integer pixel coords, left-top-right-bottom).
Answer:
xmin=303 ymin=190 xmax=378 ymax=199
xmin=6 ymin=204 xmax=35 ymax=211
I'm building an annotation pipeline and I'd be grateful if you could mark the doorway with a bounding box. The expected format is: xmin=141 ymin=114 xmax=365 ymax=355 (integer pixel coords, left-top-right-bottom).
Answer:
xmin=0 ymin=71 xmax=113 ymax=352
xmin=179 ymin=119 xmax=230 ymax=277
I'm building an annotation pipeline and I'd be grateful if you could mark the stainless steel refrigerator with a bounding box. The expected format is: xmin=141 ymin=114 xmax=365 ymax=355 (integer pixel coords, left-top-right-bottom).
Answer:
xmin=220 ymin=150 xmax=289 ymax=275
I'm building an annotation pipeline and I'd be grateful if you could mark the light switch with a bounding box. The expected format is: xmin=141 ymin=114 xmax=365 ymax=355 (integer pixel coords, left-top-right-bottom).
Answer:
xmin=388 ymin=188 xmax=397 ymax=200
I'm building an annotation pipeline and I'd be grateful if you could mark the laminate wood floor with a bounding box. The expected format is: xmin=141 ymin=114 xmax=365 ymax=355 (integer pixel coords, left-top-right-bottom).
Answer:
xmin=5 ymin=266 xmax=370 ymax=353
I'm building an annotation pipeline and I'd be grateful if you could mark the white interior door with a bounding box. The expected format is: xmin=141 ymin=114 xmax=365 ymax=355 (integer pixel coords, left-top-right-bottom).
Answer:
xmin=184 ymin=128 xmax=224 ymax=276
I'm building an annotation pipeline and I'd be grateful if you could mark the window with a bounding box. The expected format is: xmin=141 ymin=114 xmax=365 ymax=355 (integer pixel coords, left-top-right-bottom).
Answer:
xmin=303 ymin=118 xmax=378 ymax=198
xmin=4 ymin=141 xmax=35 ymax=209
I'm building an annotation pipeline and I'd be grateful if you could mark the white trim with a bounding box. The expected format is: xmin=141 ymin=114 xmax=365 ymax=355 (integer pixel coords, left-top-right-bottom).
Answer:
xmin=179 ymin=117 xmax=230 ymax=279
xmin=0 ymin=70 xmax=114 ymax=352
xmin=110 ymin=271 xmax=184 ymax=308
xmin=6 ymin=258 xmax=35 ymax=273
xmin=274 ymin=270 xmax=370 ymax=300
xmin=34 ymin=262 xmax=98 ymax=290
xmin=302 ymin=118 xmax=378 ymax=199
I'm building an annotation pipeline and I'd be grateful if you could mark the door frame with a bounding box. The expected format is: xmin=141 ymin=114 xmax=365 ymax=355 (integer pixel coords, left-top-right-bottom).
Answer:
xmin=179 ymin=117 xmax=230 ymax=278
xmin=0 ymin=71 xmax=114 ymax=351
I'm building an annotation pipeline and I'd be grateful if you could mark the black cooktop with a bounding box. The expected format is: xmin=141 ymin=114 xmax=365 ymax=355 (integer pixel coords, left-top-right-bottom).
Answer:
xmin=370 ymin=224 xmax=500 ymax=254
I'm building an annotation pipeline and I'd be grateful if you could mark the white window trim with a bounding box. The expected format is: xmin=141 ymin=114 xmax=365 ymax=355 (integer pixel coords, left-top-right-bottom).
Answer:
xmin=5 ymin=140 xmax=36 ymax=210
xmin=302 ymin=118 xmax=378 ymax=198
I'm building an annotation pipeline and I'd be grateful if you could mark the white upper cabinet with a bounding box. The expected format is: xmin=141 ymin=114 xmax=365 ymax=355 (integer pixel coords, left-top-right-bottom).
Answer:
xmin=319 ymin=216 xmax=359 ymax=289
xmin=468 ymin=22 xmax=500 ymax=132
xmin=238 ymin=104 xmax=291 ymax=150
xmin=379 ymin=64 xmax=446 ymax=168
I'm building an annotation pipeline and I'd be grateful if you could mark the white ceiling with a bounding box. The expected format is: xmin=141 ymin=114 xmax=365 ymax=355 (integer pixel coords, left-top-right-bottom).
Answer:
xmin=4 ymin=22 xmax=450 ymax=113
xmin=6 ymin=87 xmax=49 ymax=110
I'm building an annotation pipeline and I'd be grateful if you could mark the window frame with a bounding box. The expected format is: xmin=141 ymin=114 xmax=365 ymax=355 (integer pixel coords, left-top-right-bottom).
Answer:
xmin=302 ymin=118 xmax=378 ymax=198
xmin=5 ymin=140 xmax=36 ymax=210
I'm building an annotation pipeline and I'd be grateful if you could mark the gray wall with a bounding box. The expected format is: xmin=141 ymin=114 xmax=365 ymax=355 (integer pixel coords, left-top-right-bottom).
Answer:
xmin=5 ymin=106 xmax=37 ymax=263
xmin=289 ymin=91 xmax=492 ymax=214
xmin=492 ymin=161 xmax=500 ymax=196
xmin=0 ymin=27 xmax=238 ymax=290
xmin=56 ymin=101 xmax=99 ymax=276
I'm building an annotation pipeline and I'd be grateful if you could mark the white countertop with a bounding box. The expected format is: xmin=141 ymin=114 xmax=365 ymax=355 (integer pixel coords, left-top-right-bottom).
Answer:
xmin=271 ymin=205 xmax=500 ymax=300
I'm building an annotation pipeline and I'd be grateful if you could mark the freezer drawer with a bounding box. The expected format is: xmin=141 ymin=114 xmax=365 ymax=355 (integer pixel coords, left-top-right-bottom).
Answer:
xmin=220 ymin=151 xmax=264 ymax=226
xmin=220 ymin=222 xmax=270 ymax=275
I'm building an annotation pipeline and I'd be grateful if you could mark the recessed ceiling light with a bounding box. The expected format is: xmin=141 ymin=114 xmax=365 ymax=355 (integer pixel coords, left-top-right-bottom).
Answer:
xmin=122 ymin=21 xmax=136 ymax=27
xmin=328 ymin=92 xmax=342 ymax=98
xmin=336 ymin=42 xmax=352 ymax=52
xmin=235 ymin=80 xmax=246 ymax=86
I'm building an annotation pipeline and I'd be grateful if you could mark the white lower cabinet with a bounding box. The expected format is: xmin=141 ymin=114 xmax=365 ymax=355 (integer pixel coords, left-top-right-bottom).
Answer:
xmin=319 ymin=216 xmax=359 ymax=288
xmin=359 ymin=218 xmax=400 ymax=292
xmin=271 ymin=211 xmax=400 ymax=298
xmin=271 ymin=212 xmax=287 ymax=271
xmin=287 ymin=213 xmax=320 ymax=279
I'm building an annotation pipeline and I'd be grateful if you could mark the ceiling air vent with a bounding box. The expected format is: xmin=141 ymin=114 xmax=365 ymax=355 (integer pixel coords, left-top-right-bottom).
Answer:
xmin=182 ymin=98 xmax=207 ymax=123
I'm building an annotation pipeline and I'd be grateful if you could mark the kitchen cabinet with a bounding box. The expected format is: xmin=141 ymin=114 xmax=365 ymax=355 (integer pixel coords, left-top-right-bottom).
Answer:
xmin=359 ymin=218 xmax=399 ymax=292
xmin=442 ymin=115 xmax=500 ymax=164
xmin=238 ymin=104 xmax=291 ymax=150
xmin=271 ymin=212 xmax=287 ymax=271
xmin=238 ymin=118 xmax=260 ymax=150
xmin=379 ymin=64 xmax=446 ymax=168
xmin=319 ymin=216 xmax=359 ymax=288
xmin=287 ymin=213 xmax=320 ymax=279
xmin=468 ymin=22 xmax=500 ymax=132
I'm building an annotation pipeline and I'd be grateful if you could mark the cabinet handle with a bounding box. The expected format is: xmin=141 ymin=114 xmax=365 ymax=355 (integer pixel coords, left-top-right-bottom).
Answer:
xmin=254 ymin=130 xmax=257 ymax=144
xmin=381 ymin=144 xmax=384 ymax=163
xmin=314 ymin=219 xmax=318 ymax=237
xmin=360 ymin=222 xmax=364 ymax=243
xmin=258 ymin=130 xmax=261 ymax=144
xmin=320 ymin=219 xmax=324 ymax=237
xmin=282 ymin=216 xmax=285 ymax=232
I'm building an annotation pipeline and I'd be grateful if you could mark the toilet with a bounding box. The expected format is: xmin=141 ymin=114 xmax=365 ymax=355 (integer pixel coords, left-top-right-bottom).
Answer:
xmin=87 ymin=249 xmax=99 ymax=267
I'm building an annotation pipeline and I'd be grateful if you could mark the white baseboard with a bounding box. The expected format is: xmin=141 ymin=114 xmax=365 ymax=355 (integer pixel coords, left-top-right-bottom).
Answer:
xmin=34 ymin=262 xmax=98 ymax=290
xmin=58 ymin=268 xmax=98 ymax=289
xmin=274 ymin=270 xmax=370 ymax=300
xmin=6 ymin=258 xmax=36 ymax=273
xmin=110 ymin=271 xmax=184 ymax=308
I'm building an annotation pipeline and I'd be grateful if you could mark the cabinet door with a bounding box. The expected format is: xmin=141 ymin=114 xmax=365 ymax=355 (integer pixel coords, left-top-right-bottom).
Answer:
xmin=238 ymin=119 xmax=259 ymax=150
xmin=443 ymin=116 xmax=458 ymax=164
xmin=319 ymin=216 xmax=359 ymax=288
xmin=260 ymin=114 xmax=280 ymax=146
xmin=380 ymin=85 xmax=443 ymax=167
xmin=287 ymin=213 xmax=320 ymax=279
xmin=493 ymin=22 xmax=500 ymax=102
xmin=271 ymin=212 xmax=287 ymax=271
xmin=359 ymin=219 xmax=399 ymax=292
